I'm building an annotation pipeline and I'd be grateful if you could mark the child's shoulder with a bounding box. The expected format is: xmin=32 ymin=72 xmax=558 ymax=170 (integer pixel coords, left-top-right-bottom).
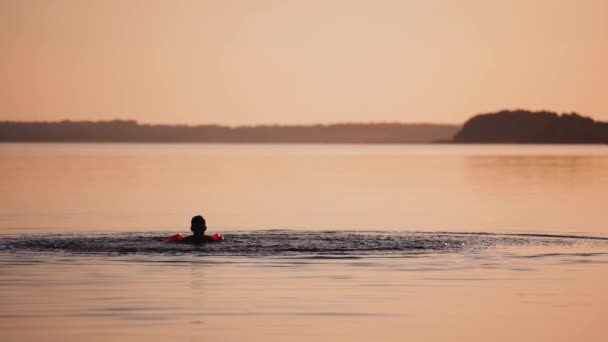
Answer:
xmin=181 ymin=234 xmax=214 ymax=243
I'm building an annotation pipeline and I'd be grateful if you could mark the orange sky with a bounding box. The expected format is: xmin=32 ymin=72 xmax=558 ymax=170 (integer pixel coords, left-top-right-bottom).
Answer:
xmin=1 ymin=0 xmax=607 ymax=125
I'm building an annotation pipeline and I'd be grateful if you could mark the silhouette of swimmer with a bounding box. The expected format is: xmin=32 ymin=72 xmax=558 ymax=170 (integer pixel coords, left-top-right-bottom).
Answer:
xmin=181 ymin=215 xmax=216 ymax=244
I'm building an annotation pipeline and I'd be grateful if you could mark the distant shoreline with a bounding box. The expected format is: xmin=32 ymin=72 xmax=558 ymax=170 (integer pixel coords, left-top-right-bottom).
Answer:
xmin=2 ymin=110 xmax=607 ymax=144
xmin=0 ymin=121 xmax=460 ymax=144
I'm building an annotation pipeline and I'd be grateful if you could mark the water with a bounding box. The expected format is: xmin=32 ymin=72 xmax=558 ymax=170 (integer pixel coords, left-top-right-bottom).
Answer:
xmin=1 ymin=143 xmax=607 ymax=233
xmin=1 ymin=143 xmax=607 ymax=341
xmin=2 ymin=231 xmax=607 ymax=257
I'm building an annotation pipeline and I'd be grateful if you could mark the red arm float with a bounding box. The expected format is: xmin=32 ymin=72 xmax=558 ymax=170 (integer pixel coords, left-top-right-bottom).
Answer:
xmin=167 ymin=233 xmax=184 ymax=242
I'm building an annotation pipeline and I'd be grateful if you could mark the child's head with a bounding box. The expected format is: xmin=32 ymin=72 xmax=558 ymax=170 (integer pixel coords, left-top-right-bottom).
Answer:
xmin=191 ymin=215 xmax=207 ymax=235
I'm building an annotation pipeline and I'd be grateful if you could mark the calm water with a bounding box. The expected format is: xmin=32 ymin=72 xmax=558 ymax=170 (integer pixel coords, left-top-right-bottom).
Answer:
xmin=1 ymin=143 xmax=607 ymax=233
xmin=1 ymin=143 xmax=607 ymax=341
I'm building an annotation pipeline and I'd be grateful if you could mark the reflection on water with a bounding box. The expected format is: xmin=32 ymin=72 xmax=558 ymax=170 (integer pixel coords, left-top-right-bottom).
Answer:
xmin=0 ymin=143 xmax=607 ymax=234
xmin=464 ymin=153 xmax=608 ymax=233
xmin=466 ymin=155 xmax=606 ymax=196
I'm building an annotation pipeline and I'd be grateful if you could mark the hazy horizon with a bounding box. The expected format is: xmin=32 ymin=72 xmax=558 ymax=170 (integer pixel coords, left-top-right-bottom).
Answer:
xmin=2 ymin=108 xmax=606 ymax=127
xmin=0 ymin=118 xmax=462 ymax=126
xmin=2 ymin=0 xmax=607 ymax=125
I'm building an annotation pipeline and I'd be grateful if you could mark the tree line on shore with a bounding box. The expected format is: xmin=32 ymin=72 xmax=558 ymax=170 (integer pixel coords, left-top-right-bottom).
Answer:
xmin=0 ymin=121 xmax=459 ymax=143
xmin=453 ymin=110 xmax=608 ymax=143
xmin=1 ymin=110 xmax=606 ymax=143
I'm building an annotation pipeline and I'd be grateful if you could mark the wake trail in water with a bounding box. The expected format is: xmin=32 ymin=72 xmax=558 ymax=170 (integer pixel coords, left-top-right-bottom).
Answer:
xmin=1 ymin=230 xmax=605 ymax=258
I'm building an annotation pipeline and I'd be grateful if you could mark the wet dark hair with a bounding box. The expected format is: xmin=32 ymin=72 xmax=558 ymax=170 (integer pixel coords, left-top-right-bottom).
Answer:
xmin=190 ymin=215 xmax=207 ymax=236
xmin=191 ymin=215 xmax=206 ymax=228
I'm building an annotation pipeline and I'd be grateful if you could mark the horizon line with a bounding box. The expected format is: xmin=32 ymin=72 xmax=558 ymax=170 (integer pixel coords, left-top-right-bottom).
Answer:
xmin=1 ymin=108 xmax=602 ymax=127
xmin=0 ymin=119 xmax=463 ymax=127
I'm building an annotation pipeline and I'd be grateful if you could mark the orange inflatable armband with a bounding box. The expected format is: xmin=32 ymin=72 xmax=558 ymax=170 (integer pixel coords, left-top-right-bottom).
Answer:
xmin=211 ymin=233 xmax=224 ymax=241
xmin=167 ymin=233 xmax=184 ymax=242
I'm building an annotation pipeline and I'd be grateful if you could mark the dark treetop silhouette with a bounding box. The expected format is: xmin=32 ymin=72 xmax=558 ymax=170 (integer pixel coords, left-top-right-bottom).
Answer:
xmin=452 ymin=110 xmax=608 ymax=144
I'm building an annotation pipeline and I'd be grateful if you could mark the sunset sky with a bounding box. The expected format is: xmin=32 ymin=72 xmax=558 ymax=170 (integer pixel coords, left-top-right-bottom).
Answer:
xmin=1 ymin=0 xmax=606 ymax=125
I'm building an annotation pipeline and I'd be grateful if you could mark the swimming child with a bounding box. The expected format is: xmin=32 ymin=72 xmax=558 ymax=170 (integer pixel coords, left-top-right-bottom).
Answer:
xmin=180 ymin=215 xmax=217 ymax=243
xmin=166 ymin=215 xmax=224 ymax=243
xmin=180 ymin=215 xmax=224 ymax=244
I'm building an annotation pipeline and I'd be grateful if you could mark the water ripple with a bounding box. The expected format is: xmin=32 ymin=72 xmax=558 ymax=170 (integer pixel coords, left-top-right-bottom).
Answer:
xmin=0 ymin=230 xmax=603 ymax=258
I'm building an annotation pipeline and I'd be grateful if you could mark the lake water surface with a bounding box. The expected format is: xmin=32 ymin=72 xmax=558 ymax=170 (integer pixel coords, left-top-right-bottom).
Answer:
xmin=1 ymin=144 xmax=607 ymax=341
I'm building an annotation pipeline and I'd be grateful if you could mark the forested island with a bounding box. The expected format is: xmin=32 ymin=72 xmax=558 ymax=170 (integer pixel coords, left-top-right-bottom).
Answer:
xmin=0 ymin=121 xmax=459 ymax=143
xmin=453 ymin=110 xmax=608 ymax=143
